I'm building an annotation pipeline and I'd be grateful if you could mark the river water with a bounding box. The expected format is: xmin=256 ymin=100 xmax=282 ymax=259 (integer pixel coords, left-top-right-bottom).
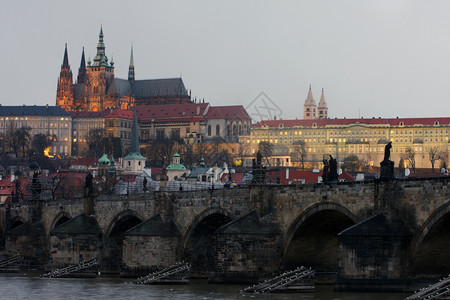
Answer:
xmin=0 ymin=274 xmax=411 ymax=300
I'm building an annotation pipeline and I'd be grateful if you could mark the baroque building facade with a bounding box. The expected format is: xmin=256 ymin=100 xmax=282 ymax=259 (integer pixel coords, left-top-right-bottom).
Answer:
xmin=0 ymin=105 xmax=72 ymax=157
xmin=240 ymin=117 xmax=450 ymax=170
xmin=56 ymin=27 xmax=191 ymax=112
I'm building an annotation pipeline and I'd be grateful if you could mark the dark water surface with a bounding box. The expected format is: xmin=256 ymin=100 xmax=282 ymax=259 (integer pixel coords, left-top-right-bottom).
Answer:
xmin=0 ymin=274 xmax=411 ymax=300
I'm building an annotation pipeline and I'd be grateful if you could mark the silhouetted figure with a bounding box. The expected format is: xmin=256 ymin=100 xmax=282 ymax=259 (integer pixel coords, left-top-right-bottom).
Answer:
xmin=143 ymin=177 xmax=148 ymax=192
xmin=380 ymin=142 xmax=394 ymax=180
xmin=256 ymin=150 xmax=262 ymax=166
xmin=384 ymin=142 xmax=392 ymax=161
xmin=323 ymin=158 xmax=329 ymax=183
xmin=85 ymin=172 xmax=93 ymax=197
xmin=328 ymin=155 xmax=338 ymax=182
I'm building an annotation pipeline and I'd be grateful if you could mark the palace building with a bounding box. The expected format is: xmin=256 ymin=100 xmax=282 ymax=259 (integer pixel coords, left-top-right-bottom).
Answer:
xmin=56 ymin=27 xmax=191 ymax=112
xmin=240 ymin=117 xmax=450 ymax=170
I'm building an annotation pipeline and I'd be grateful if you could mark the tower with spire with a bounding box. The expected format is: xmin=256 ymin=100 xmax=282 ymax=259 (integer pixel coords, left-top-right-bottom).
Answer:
xmin=84 ymin=26 xmax=116 ymax=112
xmin=122 ymin=108 xmax=146 ymax=175
xmin=317 ymin=88 xmax=328 ymax=119
xmin=77 ymin=47 xmax=87 ymax=84
xmin=303 ymin=85 xmax=317 ymax=120
xmin=128 ymin=46 xmax=135 ymax=83
xmin=56 ymin=44 xmax=74 ymax=111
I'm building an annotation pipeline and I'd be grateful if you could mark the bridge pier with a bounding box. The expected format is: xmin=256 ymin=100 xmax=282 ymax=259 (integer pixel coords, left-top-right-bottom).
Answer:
xmin=335 ymin=213 xmax=414 ymax=291
xmin=209 ymin=210 xmax=283 ymax=283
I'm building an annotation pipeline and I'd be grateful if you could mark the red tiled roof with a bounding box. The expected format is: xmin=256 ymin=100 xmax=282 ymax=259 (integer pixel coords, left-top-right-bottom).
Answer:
xmin=205 ymin=106 xmax=251 ymax=120
xmin=136 ymin=103 xmax=209 ymax=122
xmin=253 ymin=117 xmax=450 ymax=129
xmin=220 ymin=172 xmax=246 ymax=183
xmin=71 ymin=158 xmax=98 ymax=166
xmin=104 ymin=108 xmax=133 ymax=119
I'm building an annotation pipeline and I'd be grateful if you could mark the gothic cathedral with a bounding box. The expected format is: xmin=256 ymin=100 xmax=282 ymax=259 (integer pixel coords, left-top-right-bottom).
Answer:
xmin=56 ymin=27 xmax=191 ymax=112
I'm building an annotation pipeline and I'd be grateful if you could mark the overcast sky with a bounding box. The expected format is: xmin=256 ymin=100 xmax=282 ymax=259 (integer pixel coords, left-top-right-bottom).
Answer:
xmin=1 ymin=0 xmax=449 ymax=120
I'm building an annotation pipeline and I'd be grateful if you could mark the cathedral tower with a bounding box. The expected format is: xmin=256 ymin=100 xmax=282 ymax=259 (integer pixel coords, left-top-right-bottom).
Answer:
xmin=77 ymin=47 xmax=87 ymax=84
xmin=56 ymin=44 xmax=74 ymax=111
xmin=85 ymin=26 xmax=115 ymax=111
xmin=317 ymin=88 xmax=328 ymax=119
xmin=303 ymin=85 xmax=316 ymax=120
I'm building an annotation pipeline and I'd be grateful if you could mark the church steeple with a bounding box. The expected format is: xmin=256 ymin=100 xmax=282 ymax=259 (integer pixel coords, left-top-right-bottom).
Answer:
xmin=303 ymin=85 xmax=317 ymax=120
xmin=122 ymin=108 xmax=146 ymax=175
xmin=56 ymin=43 xmax=74 ymax=111
xmin=128 ymin=46 xmax=135 ymax=83
xmin=77 ymin=47 xmax=86 ymax=84
xmin=92 ymin=26 xmax=109 ymax=67
xmin=317 ymin=88 xmax=328 ymax=119
xmin=130 ymin=108 xmax=140 ymax=155
xmin=62 ymin=43 xmax=70 ymax=68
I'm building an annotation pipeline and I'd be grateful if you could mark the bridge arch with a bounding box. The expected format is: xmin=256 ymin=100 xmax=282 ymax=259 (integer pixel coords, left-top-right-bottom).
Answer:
xmin=411 ymin=201 xmax=450 ymax=277
xmin=283 ymin=202 xmax=357 ymax=272
xmin=181 ymin=207 xmax=234 ymax=274
xmin=48 ymin=212 xmax=72 ymax=235
xmin=103 ymin=209 xmax=144 ymax=267
xmin=10 ymin=216 xmax=25 ymax=230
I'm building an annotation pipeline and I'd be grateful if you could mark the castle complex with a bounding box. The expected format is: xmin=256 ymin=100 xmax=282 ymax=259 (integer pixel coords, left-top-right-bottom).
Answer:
xmin=56 ymin=27 xmax=191 ymax=112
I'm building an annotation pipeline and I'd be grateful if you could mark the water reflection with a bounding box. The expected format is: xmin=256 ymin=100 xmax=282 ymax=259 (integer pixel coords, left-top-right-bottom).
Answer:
xmin=0 ymin=275 xmax=410 ymax=300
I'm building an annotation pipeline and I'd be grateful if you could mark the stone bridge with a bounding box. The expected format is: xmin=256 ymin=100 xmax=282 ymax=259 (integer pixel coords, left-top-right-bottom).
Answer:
xmin=3 ymin=177 xmax=450 ymax=290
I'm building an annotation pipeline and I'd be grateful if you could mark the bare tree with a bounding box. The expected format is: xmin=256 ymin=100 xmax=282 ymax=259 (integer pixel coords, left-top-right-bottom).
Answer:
xmin=3 ymin=121 xmax=20 ymax=157
xmin=342 ymin=154 xmax=361 ymax=172
xmin=258 ymin=141 xmax=274 ymax=166
xmin=428 ymin=146 xmax=440 ymax=173
xmin=86 ymin=128 xmax=108 ymax=158
xmin=403 ymin=146 xmax=416 ymax=173
xmin=16 ymin=126 xmax=32 ymax=157
xmin=439 ymin=151 xmax=449 ymax=169
xmin=30 ymin=133 xmax=54 ymax=157
xmin=290 ymin=140 xmax=306 ymax=170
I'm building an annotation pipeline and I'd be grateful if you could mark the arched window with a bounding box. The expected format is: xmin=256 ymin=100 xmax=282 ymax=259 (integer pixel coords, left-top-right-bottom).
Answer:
xmin=233 ymin=125 xmax=237 ymax=136
xmin=216 ymin=124 xmax=220 ymax=136
xmin=208 ymin=125 xmax=211 ymax=136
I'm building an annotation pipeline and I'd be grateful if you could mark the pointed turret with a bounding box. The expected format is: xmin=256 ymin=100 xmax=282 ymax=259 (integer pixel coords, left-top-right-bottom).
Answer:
xmin=62 ymin=43 xmax=70 ymax=68
xmin=305 ymin=85 xmax=316 ymax=106
xmin=128 ymin=46 xmax=135 ymax=83
xmin=77 ymin=47 xmax=87 ymax=84
xmin=317 ymin=88 xmax=328 ymax=119
xmin=303 ymin=85 xmax=317 ymax=120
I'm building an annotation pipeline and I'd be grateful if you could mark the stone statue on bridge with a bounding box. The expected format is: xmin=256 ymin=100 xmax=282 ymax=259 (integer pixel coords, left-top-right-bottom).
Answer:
xmin=84 ymin=172 xmax=93 ymax=197
xmin=327 ymin=155 xmax=339 ymax=182
xmin=383 ymin=141 xmax=392 ymax=162
xmin=380 ymin=142 xmax=394 ymax=180
xmin=322 ymin=157 xmax=329 ymax=183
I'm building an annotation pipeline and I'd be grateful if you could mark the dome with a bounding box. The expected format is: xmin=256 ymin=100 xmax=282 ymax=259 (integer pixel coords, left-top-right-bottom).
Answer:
xmin=98 ymin=154 xmax=110 ymax=166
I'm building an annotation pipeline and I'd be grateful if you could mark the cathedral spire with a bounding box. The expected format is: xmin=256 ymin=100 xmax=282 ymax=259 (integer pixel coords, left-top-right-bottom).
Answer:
xmin=317 ymin=88 xmax=328 ymax=119
xmin=62 ymin=43 xmax=70 ymax=68
xmin=128 ymin=45 xmax=135 ymax=83
xmin=92 ymin=26 xmax=108 ymax=67
xmin=303 ymin=85 xmax=317 ymax=120
xmin=305 ymin=85 xmax=316 ymax=106
xmin=77 ymin=47 xmax=87 ymax=84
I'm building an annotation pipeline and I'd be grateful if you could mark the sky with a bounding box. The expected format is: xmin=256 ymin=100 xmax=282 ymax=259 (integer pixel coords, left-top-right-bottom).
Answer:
xmin=1 ymin=0 xmax=449 ymax=120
